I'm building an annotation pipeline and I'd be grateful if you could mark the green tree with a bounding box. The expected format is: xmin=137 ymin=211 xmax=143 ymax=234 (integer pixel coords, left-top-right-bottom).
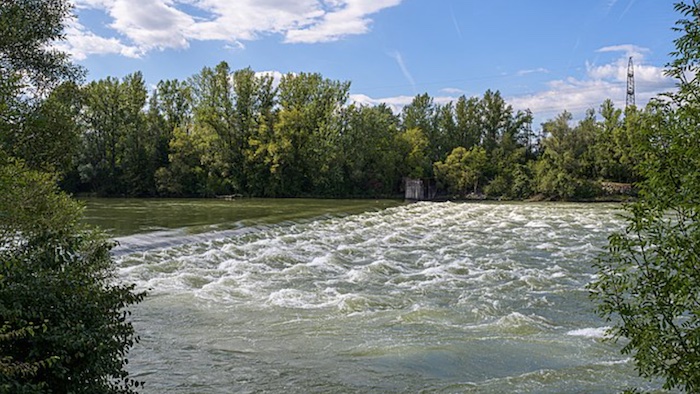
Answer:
xmin=0 ymin=1 xmax=144 ymax=392
xmin=339 ymin=104 xmax=402 ymax=196
xmin=534 ymin=110 xmax=599 ymax=199
xmin=0 ymin=0 xmax=82 ymax=175
xmin=0 ymin=160 xmax=146 ymax=393
xmin=432 ymin=102 xmax=456 ymax=162
xmin=453 ymin=95 xmax=483 ymax=151
xmin=397 ymin=127 xmax=431 ymax=179
xmin=591 ymin=99 xmax=639 ymax=183
xmin=118 ymin=72 xmax=153 ymax=195
xmin=434 ymin=146 xmax=487 ymax=195
xmin=480 ymin=89 xmax=513 ymax=155
xmin=265 ymin=72 xmax=349 ymax=196
xmin=78 ymin=73 xmax=151 ymax=195
xmin=7 ymin=81 xmax=82 ymax=177
xmin=589 ymin=2 xmax=700 ymax=391
xmin=188 ymin=62 xmax=240 ymax=194
xmin=155 ymin=124 xmax=215 ymax=196
xmin=241 ymin=71 xmax=278 ymax=196
xmin=0 ymin=0 xmax=81 ymax=97
xmin=145 ymin=78 xmax=192 ymax=191
xmin=485 ymin=109 xmax=533 ymax=198
xmin=402 ymin=94 xmax=439 ymax=163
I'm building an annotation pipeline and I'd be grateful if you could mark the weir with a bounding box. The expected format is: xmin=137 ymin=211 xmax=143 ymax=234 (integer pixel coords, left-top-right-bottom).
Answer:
xmin=105 ymin=201 xmax=656 ymax=392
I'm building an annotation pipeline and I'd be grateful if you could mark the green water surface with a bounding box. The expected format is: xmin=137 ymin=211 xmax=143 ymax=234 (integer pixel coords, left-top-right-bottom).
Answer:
xmin=81 ymin=198 xmax=403 ymax=236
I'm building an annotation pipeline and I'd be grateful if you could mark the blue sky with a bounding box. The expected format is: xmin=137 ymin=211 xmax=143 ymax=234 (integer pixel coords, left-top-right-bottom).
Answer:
xmin=61 ymin=0 xmax=681 ymax=127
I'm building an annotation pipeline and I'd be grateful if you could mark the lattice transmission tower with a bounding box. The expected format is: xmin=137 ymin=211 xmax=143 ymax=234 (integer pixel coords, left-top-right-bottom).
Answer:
xmin=626 ymin=57 xmax=635 ymax=108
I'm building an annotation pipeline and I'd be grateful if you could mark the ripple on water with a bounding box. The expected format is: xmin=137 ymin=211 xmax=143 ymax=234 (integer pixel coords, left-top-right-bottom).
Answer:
xmin=115 ymin=202 xmax=655 ymax=393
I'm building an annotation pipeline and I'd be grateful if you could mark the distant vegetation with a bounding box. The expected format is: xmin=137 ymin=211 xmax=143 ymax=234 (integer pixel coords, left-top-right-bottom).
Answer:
xmin=8 ymin=60 xmax=646 ymax=200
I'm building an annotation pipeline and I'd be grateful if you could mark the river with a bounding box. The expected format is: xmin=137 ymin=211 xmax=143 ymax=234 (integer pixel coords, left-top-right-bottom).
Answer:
xmin=82 ymin=199 xmax=667 ymax=393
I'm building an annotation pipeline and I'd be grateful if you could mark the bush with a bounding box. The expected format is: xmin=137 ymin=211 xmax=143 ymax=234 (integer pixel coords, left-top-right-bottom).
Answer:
xmin=0 ymin=160 xmax=145 ymax=393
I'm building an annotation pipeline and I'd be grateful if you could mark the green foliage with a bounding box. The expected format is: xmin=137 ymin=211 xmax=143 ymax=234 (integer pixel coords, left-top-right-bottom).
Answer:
xmin=339 ymin=104 xmax=402 ymax=196
xmin=590 ymin=100 xmax=700 ymax=391
xmin=0 ymin=0 xmax=83 ymax=179
xmin=60 ymin=65 xmax=645 ymax=200
xmin=453 ymin=95 xmax=483 ymax=151
xmin=77 ymin=72 xmax=153 ymax=195
xmin=0 ymin=2 xmax=144 ymax=392
xmin=434 ymin=146 xmax=487 ymax=195
xmin=155 ymin=125 xmax=211 ymax=196
xmin=590 ymin=2 xmax=700 ymax=391
xmin=264 ymin=72 xmax=349 ymax=196
xmin=0 ymin=160 xmax=146 ymax=394
xmin=402 ymin=94 xmax=440 ymax=162
xmin=534 ymin=111 xmax=601 ymax=199
xmin=480 ymin=90 xmax=514 ymax=155
xmin=667 ymin=1 xmax=700 ymax=101
xmin=0 ymin=0 xmax=82 ymax=96
xmin=398 ymin=127 xmax=431 ymax=179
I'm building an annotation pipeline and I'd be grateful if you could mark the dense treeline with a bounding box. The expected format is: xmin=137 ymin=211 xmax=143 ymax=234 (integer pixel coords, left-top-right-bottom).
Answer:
xmin=32 ymin=61 xmax=642 ymax=200
xmin=63 ymin=64 xmax=641 ymax=199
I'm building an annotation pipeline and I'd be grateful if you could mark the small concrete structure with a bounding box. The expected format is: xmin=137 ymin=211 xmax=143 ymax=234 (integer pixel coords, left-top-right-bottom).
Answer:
xmin=405 ymin=178 xmax=437 ymax=201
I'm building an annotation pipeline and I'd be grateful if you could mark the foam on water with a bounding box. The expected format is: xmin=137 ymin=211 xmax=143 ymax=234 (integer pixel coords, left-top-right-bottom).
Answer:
xmin=117 ymin=202 xmax=627 ymax=315
xmin=114 ymin=202 xmax=658 ymax=392
xmin=566 ymin=326 xmax=612 ymax=339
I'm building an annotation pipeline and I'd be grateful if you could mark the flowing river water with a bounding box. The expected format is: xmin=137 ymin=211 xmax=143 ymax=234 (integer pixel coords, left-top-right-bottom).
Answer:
xmin=83 ymin=199 xmax=667 ymax=393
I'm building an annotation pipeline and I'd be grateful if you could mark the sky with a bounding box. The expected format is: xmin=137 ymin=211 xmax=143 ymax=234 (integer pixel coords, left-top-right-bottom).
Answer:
xmin=60 ymin=0 xmax=682 ymax=128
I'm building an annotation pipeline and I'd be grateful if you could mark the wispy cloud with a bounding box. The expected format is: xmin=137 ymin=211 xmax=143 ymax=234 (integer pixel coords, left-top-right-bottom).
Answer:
xmin=63 ymin=0 xmax=403 ymax=59
xmin=440 ymin=87 xmax=465 ymax=95
xmin=389 ymin=50 xmax=416 ymax=92
xmin=350 ymin=93 xmax=458 ymax=114
xmin=596 ymin=44 xmax=648 ymax=59
xmin=449 ymin=4 xmax=462 ymax=40
xmin=619 ymin=0 xmax=637 ymax=20
xmin=353 ymin=45 xmax=674 ymax=126
xmin=509 ymin=45 xmax=673 ymax=122
xmin=604 ymin=0 xmax=619 ymax=16
xmin=516 ymin=68 xmax=550 ymax=77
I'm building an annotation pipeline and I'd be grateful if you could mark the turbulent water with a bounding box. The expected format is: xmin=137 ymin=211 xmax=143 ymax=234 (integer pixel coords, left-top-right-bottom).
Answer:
xmin=105 ymin=201 xmax=667 ymax=393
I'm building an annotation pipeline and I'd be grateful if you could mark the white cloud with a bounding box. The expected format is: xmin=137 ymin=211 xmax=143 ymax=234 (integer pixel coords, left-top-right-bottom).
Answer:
xmin=597 ymin=44 xmax=647 ymax=57
xmin=350 ymin=93 xmax=459 ymax=114
xmin=56 ymin=18 xmax=141 ymax=60
xmin=352 ymin=45 xmax=675 ymax=127
xmin=255 ymin=70 xmax=286 ymax=88
xmin=285 ymin=0 xmax=401 ymax=43
xmin=440 ymin=87 xmax=465 ymax=95
xmin=74 ymin=0 xmax=113 ymax=8
xmin=509 ymin=45 xmax=674 ymax=123
xmin=107 ymin=0 xmax=195 ymax=51
xmin=350 ymin=93 xmax=414 ymax=113
xmin=65 ymin=0 xmax=402 ymax=59
xmin=516 ymin=67 xmax=549 ymax=77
